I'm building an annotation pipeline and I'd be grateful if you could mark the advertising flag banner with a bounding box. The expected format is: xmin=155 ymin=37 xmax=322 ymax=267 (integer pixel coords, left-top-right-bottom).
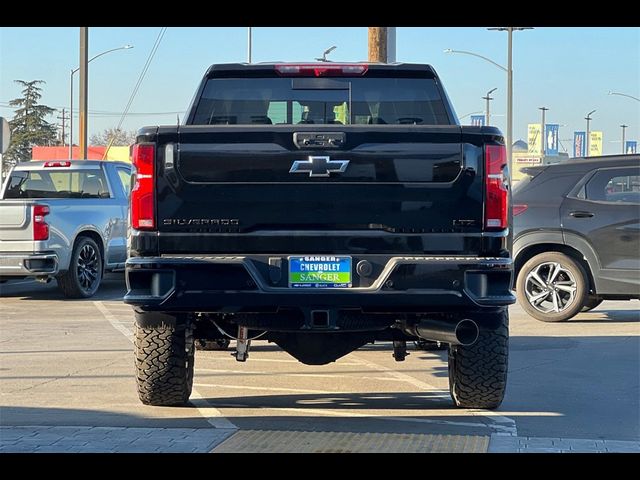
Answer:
xmin=573 ymin=132 xmax=586 ymax=157
xmin=545 ymin=124 xmax=559 ymax=155
xmin=625 ymin=141 xmax=637 ymax=154
xmin=590 ymin=131 xmax=603 ymax=156
xmin=528 ymin=124 xmax=542 ymax=155
xmin=470 ymin=115 xmax=485 ymax=126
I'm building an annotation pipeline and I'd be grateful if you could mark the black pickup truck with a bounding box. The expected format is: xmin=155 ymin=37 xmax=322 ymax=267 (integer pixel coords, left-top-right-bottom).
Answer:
xmin=125 ymin=62 xmax=515 ymax=409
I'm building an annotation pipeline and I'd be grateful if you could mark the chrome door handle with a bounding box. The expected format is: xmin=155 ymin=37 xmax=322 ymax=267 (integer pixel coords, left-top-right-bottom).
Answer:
xmin=569 ymin=211 xmax=594 ymax=218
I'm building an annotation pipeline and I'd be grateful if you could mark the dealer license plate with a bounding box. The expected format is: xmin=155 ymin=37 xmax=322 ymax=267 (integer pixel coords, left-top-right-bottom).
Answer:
xmin=288 ymin=256 xmax=352 ymax=288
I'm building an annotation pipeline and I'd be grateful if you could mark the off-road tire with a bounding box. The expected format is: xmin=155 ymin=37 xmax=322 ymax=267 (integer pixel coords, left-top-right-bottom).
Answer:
xmin=57 ymin=236 xmax=103 ymax=298
xmin=448 ymin=309 xmax=508 ymax=409
xmin=516 ymin=252 xmax=588 ymax=322
xmin=135 ymin=322 xmax=194 ymax=406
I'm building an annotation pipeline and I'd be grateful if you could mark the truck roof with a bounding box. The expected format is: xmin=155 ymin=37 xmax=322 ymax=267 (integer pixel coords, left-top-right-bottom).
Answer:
xmin=521 ymin=154 xmax=640 ymax=176
xmin=13 ymin=160 xmax=131 ymax=171
xmin=204 ymin=62 xmax=437 ymax=78
xmin=565 ymin=154 xmax=640 ymax=165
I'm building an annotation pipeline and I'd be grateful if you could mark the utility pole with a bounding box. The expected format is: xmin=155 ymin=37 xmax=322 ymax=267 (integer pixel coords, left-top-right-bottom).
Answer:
xmin=539 ymin=106 xmax=549 ymax=156
xmin=79 ymin=27 xmax=89 ymax=160
xmin=483 ymin=88 xmax=497 ymax=125
xmin=368 ymin=27 xmax=388 ymax=63
xmin=57 ymin=108 xmax=69 ymax=146
xmin=621 ymin=124 xmax=628 ymax=154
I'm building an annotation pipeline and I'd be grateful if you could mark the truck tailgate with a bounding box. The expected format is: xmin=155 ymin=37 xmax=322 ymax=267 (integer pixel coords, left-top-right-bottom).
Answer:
xmin=154 ymin=125 xmax=485 ymax=255
xmin=0 ymin=201 xmax=35 ymax=252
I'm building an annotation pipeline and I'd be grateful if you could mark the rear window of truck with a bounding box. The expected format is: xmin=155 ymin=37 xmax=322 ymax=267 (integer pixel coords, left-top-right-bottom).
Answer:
xmin=192 ymin=77 xmax=450 ymax=126
xmin=4 ymin=169 xmax=109 ymax=199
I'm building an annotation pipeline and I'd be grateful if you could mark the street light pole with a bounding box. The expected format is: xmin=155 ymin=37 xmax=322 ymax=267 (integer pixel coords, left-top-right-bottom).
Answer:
xmin=608 ymin=91 xmax=640 ymax=102
xmin=446 ymin=27 xmax=532 ymax=173
xmin=621 ymin=124 xmax=628 ymax=154
xmin=539 ymin=106 xmax=549 ymax=156
xmin=585 ymin=110 xmax=596 ymax=157
xmin=459 ymin=111 xmax=484 ymax=121
xmin=483 ymin=88 xmax=497 ymax=125
xmin=489 ymin=27 xmax=533 ymax=173
xmin=79 ymin=27 xmax=89 ymax=160
xmin=68 ymin=44 xmax=133 ymax=159
xmin=443 ymin=49 xmax=507 ymax=71
xmin=69 ymin=69 xmax=74 ymax=159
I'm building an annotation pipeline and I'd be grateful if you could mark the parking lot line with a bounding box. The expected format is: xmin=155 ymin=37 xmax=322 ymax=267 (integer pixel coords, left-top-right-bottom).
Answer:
xmin=195 ymin=367 xmax=409 ymax=382
xmin=188 ymin=391 xmax=238 ymax=430
xmin=206 ymin=356 xmax=361 ymax=365
xmin=194 ymin=383 xmax=339 ymax=395
xmin=207 ymin=405 xmax=492 ymax=430
xmin=351 ymin=353 xmax=518 ymax=437
xmin=93 ymin=301 xmax=133 ymax=342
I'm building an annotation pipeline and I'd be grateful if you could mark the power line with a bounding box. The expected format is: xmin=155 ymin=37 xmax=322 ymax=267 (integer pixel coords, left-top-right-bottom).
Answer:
xmin=100 ymin=27 xmax=168 ymax=158
xmin=3 ymin=28 xmax=172 ymax=128
xmin=57 ymin=108 xmax=70 ymax=146
xmin=86 ymin=112 xmax=185 ymax=117
xmin=0 ymin=103 xmax=183 ymax=117
xmin=115 ymin=27 xmax=167 ymax=132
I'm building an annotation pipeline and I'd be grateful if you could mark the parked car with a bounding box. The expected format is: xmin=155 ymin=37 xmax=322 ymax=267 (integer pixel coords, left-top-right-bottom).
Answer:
xmin=0 ymin=160 xmax=132 ymax=298
xmin=513 ymin=155 xmax=640 ymax=322
xmin=125 ymin=62 xmax=515 ymax=409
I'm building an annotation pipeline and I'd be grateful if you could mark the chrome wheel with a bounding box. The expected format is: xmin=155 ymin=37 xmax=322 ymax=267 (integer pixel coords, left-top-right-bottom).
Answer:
xmin=524 ymin=262 xmax=577 ymax=314
xmin=76 ymin=243 xmax=99 ymax=292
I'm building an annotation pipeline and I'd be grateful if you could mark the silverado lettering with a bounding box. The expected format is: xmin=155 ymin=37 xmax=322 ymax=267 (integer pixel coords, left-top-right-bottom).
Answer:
xmin=162 ymin=218 xmax=239 ymax=226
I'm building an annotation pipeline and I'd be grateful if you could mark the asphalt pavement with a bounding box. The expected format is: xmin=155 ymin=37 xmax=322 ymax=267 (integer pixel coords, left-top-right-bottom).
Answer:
xmin=1 ymin=274 xmax=638 ymax=453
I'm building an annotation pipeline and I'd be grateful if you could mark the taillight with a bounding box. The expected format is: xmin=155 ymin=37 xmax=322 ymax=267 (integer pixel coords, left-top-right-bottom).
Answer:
xmin=513 ymin=204 xmax=528 ymax=216
xmin=33 ymin=204 xmax=50 ymax=241
xmin=44 ymin=161 xmax=71 ymax=167
xmin=275 ymin=63 xmax=368 ymax=77
xmin=484 ymin=144 xmax=509 ymax=230
xmin=131 ymin=144 xmax=155 ymax=230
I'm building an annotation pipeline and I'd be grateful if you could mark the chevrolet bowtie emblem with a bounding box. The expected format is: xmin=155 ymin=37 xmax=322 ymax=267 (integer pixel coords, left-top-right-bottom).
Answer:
xmin=289 ymin=156 xmax=350 ymax=178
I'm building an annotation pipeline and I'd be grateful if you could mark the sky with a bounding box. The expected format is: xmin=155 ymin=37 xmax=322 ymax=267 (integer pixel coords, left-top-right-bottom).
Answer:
xmin=1 ymin=26 xmax=639 ymax=155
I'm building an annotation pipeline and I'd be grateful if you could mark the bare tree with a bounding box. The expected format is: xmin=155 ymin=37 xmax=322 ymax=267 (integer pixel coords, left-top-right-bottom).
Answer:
xmin=90 ymin=127 xmax=137 ymax=146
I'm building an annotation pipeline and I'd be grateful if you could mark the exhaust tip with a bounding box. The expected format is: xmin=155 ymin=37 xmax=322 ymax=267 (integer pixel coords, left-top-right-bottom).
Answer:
xmin=455 ymin=319 xmax=479 ymax=346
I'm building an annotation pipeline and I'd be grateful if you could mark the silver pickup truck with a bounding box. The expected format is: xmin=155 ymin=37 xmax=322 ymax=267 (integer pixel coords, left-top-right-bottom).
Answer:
xmin=0 ymin=160 xmax=131 ymax=297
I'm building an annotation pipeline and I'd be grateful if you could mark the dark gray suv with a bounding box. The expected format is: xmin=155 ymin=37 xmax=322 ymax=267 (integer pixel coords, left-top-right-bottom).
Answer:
xmin=513 ymin=155 xmax=640 ymax=322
